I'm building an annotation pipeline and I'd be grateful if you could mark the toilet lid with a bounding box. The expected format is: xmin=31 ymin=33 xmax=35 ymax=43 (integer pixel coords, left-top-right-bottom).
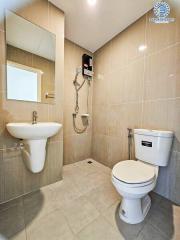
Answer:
xmin=112 ymin=160 xmax=156 ymax=184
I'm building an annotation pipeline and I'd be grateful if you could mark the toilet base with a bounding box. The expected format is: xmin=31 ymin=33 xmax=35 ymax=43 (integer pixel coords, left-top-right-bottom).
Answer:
xmin=119 ymin=194 xmax=151 ymax=224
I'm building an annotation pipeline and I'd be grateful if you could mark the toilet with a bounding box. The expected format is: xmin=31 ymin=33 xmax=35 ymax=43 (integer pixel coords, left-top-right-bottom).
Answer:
xmin=112 ymin=129 xmax=173 ymax=224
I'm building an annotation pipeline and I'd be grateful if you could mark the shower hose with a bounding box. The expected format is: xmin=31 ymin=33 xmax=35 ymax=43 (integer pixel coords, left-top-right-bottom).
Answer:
xmin=72 ymin=72 xmax=90 ymax=134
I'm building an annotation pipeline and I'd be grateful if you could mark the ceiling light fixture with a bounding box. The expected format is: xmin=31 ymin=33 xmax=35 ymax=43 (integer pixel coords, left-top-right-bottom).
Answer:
xmin=88 ymin=0 xmax=97 ymax=6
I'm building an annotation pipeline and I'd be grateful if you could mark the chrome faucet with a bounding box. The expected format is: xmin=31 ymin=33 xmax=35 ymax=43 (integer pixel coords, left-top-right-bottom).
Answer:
xmin=32 ymin=111 xmax=38 ymax=124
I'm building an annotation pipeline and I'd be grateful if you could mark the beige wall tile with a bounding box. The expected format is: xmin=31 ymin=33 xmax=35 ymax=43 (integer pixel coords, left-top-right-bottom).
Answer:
xmin=94 ymin=41 xmax=111 ymax=76
xmin=64 ymin=104 xmax=75 ymax=136
xmin=64 ymin=72 xmax=76 ymax=106
xmin=126 ymin=16 xmax=146 ymax=61
xmin=0 ymin=151 xmax=4 ymax=202
xmin=73 ymin=134 xmax=92 ymax=162
xmin=40 ymin=141 xmax=63 ymax=186
xmin=64 ymin=41 xmax=79 ymax=75
xmin=48 ymin=2 xmax=64 ymax=35
xmin=142 ymin=100 xmax=169 ymax=130
xmin=0 ymin=8 xmax=4 ymax=31
xmin=142 ymin=99 xmax=175 ymax=132
xmin=17 ymin=0 xmax=49 ymax=29
xmin=107 ymin=135 xmax=128 ymax=168
xmin=0 ymin=30 xmax=5 ymax=63
xmin=23 ymin=166 xmax=40 ymax=194
xmin=173 ymin=99 xmax=180 ymax=144
xmin=0 ymin=65 xmax=6 ymax=95
xmin=93 ymin=73 xmax=108 ymax=106
xmin=174 ymin=176 xmax=180 ymax=204
xmin=54 ymin=37 xmax=64 ymax=96
xmin=146 ymin=11 xmax=177 ymax=54
xmin=107 ymin=105 xmax=124 ymax=137
xmin=64 ymin=134 xmax=91 ymax=165
xmin=175 ymin=44 xmax=180 ymax=97
xmin=3 ymin=149 xmax=24 ymax=200
xmin=2 ymin=98 xmax=37 ymax=123
xmin=144 ymin=46 xmax=177 ymax=100
xmin=64 ymin=135 xmax=76 ymax=165
xmin=92 ymin=105 xmax=108 ymax=135
xmin=108 ymin=68 xmax=127 ymax=105
xmin=109 ymin=30 xmax=128 ymax=70
xmin=0 ymin=30 xmax=6 ymax=92
xmin=108 ymin=103 xmax=142 ymax=137
xmin=174 ymin=0 xmax=180 ymax=43
xmin=92 ymin=135 xmax=109 ymax=166
xmin=124 ymin=57 xmax=144 ymax=102
xmin=48 ymin=104 xmax=63 ymax=124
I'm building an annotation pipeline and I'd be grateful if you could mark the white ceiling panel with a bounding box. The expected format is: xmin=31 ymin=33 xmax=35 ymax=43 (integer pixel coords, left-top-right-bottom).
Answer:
xmin=50 ymin=0 xmax=154 ymax=52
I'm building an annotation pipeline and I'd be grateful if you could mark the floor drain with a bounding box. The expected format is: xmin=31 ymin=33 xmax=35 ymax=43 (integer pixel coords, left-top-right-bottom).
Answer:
xmin=87 ymin=160 xmax=93 ymax=164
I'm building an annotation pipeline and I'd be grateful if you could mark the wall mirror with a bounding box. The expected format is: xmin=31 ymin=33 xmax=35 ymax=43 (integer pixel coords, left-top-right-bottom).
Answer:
xmin=5 ymin=10 xmax=56 ymax=104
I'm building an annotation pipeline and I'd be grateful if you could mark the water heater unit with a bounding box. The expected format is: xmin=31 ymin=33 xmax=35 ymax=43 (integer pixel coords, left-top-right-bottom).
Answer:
xmin=82 ymin=54 xmax=93 ymax=78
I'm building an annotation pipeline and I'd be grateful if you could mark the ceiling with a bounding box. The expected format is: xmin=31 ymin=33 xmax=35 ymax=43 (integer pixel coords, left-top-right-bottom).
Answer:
xmin=6 ymin=10 xmax=56 ymax=61
xmin=50 ymin=0 xmax=154 ymax=52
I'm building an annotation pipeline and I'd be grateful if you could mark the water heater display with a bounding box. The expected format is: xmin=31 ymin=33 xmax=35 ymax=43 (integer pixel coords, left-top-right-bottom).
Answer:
xmin=82 ymin=54 xmax=93 ymax=78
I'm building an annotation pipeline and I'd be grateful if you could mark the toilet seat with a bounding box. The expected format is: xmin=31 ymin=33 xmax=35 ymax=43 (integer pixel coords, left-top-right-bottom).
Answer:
xmin=112 ymin=160 xmax=156 ymax=185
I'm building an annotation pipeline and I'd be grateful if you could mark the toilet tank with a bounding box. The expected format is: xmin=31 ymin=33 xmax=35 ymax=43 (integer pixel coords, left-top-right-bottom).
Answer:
xmin=134 ymin=129 xmax=173 ymax=166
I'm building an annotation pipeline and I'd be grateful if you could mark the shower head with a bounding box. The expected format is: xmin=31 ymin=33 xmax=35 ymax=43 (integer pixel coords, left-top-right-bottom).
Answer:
xmin=73 ymin=67 xmax=82 ymax=86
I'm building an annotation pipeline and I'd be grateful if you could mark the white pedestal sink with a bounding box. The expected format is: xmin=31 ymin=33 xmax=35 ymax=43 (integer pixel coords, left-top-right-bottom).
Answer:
xmin=6 ymin=122 xmax=62 ymax=173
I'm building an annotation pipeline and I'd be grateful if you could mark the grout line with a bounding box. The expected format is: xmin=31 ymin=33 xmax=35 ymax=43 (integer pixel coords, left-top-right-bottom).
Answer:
xmin=92 ymin=97 xmax=180 ymax=107
xmin=140 ymin=55 xmax=146 ymax=128
xmin=63 ymin=196 xmax=101 ymax=236
xmin=140 ymin=13 xmax=149 ymax=128
xmin=142 ymin=97 xmax=180 ymax=103
xmin=145 ymin=41 xmax=180 ymax=58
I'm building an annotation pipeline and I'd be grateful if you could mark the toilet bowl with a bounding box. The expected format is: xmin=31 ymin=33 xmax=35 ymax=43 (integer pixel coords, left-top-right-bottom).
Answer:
xmin=112 ymin=129 xmax=173 ymax=224
xmin=112 ymin=160 xmax=158 ymax=224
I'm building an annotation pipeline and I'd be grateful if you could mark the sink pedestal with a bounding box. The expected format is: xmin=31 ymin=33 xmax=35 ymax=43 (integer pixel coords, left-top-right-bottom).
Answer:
xmin=6 ymin=122 xmax=62 ymax=173
xmin=22 ymin=139 xmax=47 ymax=173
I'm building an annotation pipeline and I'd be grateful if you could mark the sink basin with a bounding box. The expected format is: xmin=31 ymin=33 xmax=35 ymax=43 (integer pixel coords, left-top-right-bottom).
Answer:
xmin=6 ymin=122 xmax=62 ymax=140
xmin=6 ymin=122 xmax=62 ymax=173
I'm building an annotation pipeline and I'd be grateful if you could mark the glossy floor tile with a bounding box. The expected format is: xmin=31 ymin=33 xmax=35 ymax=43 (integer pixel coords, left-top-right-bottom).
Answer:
xmin=0 ymin=159 xmax=179 ymax=240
